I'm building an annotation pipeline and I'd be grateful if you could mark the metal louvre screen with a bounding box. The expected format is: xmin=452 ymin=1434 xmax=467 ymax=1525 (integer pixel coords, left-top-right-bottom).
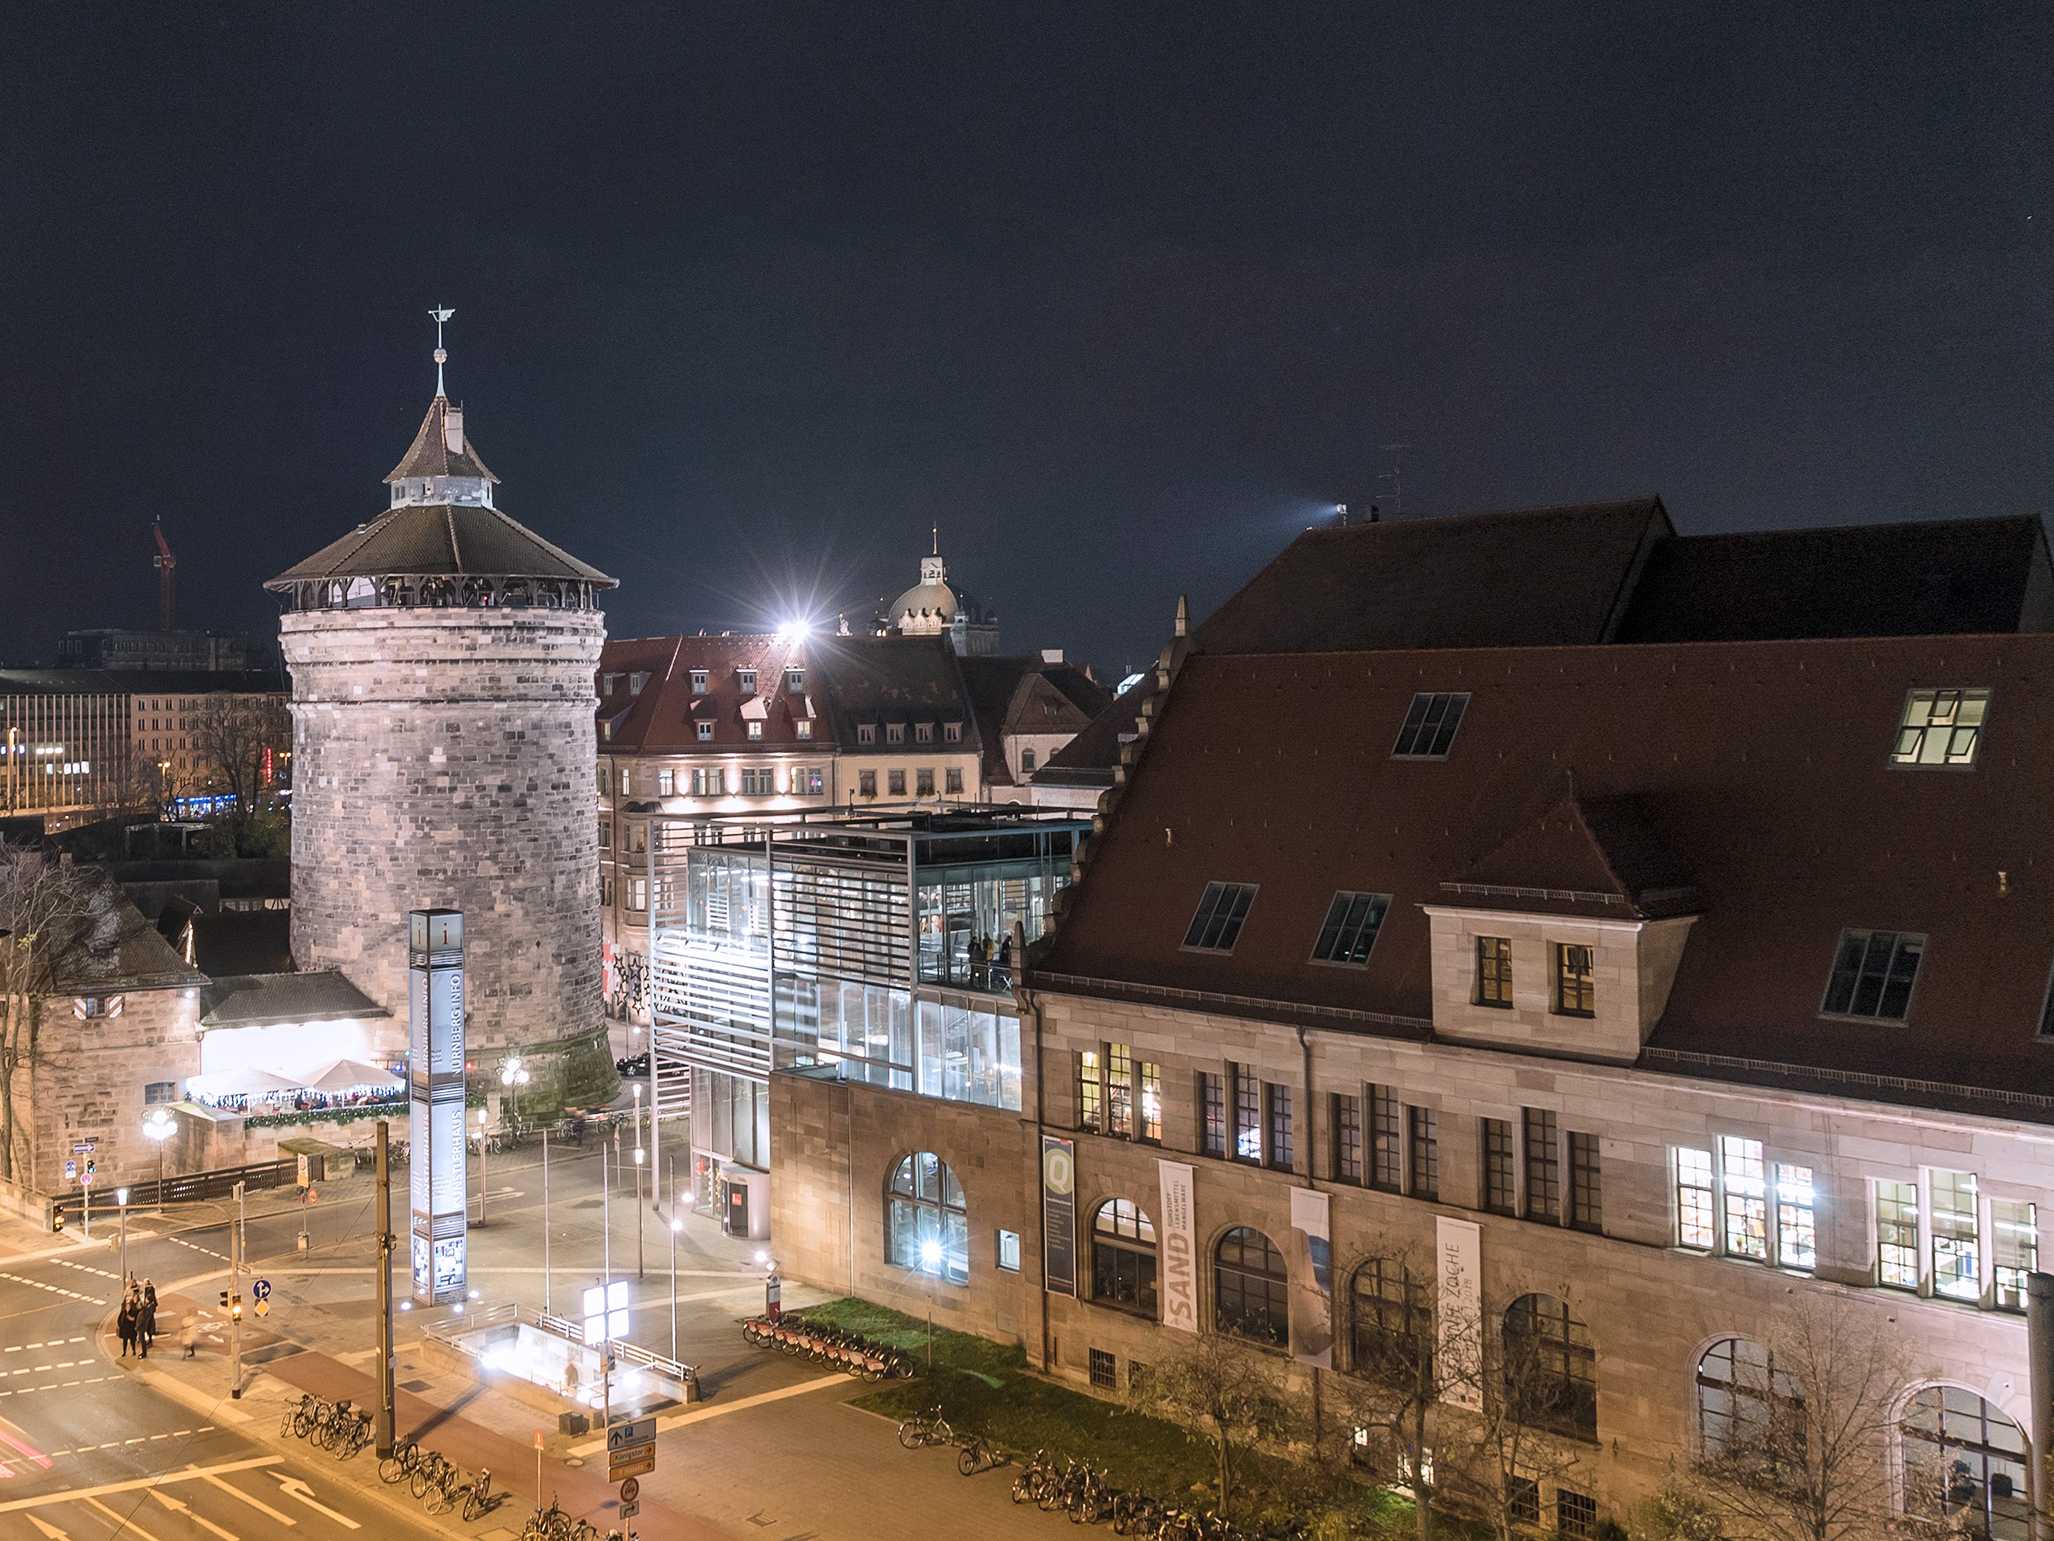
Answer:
xmin=772 ymin=857 xmax=909 ymax=987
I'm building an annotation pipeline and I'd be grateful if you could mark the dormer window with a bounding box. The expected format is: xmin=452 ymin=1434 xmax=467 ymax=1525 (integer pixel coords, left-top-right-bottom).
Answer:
xmin=1821 ymin=929 xmax=1923 ymax=1021
xmin=696 ymin=721 xmax=714 ymax=742
xmin=796 ymin=720 xmax=814 ymax=741
xmin=1891 ymin=688 xmax=1989 ymax=768
xmin=944 ymin=720 xmax=962 ymax=743
xmin=1392 ymin=692 xmax=1469 ymax=759
xmin=1310 ymin=892 xmax=1390 ymax=967
xmin=857 ymin=723 xmax=876 ymax=745
xmin=629 ymin=671 xmax=650 ymax=697
xmin=785 ymin=668 xmax=805 ymax=690
xmin=736 ymin=669 xmax=757 ymax=695
xmin=1182 ymin=882 xmax=1257 ymax=954
xmin=914 ymin=722 xmax=934 ymax=744
xmin=886 ymin=723 xmax=906 ymax=745
xmin=602 ymin=672 xmax=623 ymax=696
xmin=690 ymin=670 xmax=709 ymax=695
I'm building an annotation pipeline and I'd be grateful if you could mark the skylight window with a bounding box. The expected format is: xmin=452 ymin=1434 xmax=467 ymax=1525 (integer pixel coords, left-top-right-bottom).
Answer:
xmin=1821 ymin=929 xmax=1924 ymax=1021
xmin=1182 ymin=882 xmax=1257 ymax=953
xmin=1391 ymin=692 xmax=1469 ymax=759
xmin=1891 ymin=688 xmax=1989 ymax=768
xmin=1310 ymin=891 xmax=1390 ymax=966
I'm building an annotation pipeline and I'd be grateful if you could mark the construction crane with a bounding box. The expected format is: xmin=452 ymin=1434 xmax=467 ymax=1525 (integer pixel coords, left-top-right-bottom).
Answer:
xmin=152 ymin=520 xmax=176 ymax=632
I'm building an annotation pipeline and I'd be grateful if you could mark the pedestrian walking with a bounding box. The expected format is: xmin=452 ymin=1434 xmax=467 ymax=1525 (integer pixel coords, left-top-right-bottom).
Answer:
xmin=116 ymin=1297 xmax=137 ymax=1357
xmin=180 ymin=1317 xmax=199 ymax=1359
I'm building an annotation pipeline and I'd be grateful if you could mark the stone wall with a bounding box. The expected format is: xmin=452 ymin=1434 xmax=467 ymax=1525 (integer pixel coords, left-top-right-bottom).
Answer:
xmin=23 ymin=985 xmax=201 ymax=1195
xmin=281 ymin=607 xmax=606 ymax=1054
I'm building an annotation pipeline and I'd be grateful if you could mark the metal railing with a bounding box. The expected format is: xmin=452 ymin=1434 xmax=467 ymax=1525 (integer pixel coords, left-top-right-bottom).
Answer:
xmin=49 ymin=1154 xmax=302 ymax=1224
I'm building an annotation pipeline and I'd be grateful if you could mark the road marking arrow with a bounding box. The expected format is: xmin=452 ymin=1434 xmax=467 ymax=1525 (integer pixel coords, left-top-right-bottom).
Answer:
xmin=271 ymin=1474 xmax=359 ymax=1529
xmin=195 ymin=1466 xmax=296 ymax=1525
xmin=26 ymin=1516 xmax=69 ymax=1540
xmin=151 ymin=1488 xmax=241 ymax=1541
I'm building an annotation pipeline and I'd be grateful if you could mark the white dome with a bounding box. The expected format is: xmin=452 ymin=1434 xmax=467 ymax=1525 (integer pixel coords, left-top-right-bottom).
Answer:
xmin=892 ymin=579 xmax=958 ymax=621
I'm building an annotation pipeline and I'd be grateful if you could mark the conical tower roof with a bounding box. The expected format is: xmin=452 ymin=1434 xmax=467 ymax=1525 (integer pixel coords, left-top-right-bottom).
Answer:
xmin=386 ymin=395 xmax=498 ymax=484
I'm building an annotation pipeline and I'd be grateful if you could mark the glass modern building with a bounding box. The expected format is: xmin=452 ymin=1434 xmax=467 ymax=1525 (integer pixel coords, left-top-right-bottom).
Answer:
xmin=642 ymin=807 xmax=1085 ymax=1238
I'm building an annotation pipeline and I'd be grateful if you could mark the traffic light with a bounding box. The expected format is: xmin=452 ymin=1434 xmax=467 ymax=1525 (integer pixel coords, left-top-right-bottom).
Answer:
xmin=84 ymin=1159 xmax=95 ymax=1182
xmin=218 ymin=1290 xmax=241 ymax=1320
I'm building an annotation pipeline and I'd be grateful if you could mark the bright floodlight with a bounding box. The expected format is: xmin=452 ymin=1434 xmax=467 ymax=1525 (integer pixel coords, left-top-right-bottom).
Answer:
xmin=754 ymin=1248 xmax=769 ymax=1266
xmin=634 ymin=1147 xmax=646 ymax=1165
xmin=671 ymin=1219 xmax=683 ymax=1234
xmin=920 ymin=1240 xmax=943 ymax=1272
xmin=776 ymin=618 xmax=813 ymax=644
xmin=142 ymin=1110 xmax=175 ymax=1142
xmin=116 ymin=1187 xmax=129 ymax=1205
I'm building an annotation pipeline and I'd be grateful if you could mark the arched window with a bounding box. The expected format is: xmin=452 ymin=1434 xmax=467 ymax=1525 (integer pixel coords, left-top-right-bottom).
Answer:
xmin=1021 ymin=748 xmax=1037 ymax=773
xmin=1503 ymin=1293 xmax=1597 ymax=1441
xmin=1091 ymin=1199 xmax=1158 ymax=1316
xmin=886 ymin=1152 xmax=968 ymax=1285
xmin=1696 ymin=1338 xmax=1803 ymax=1465
xmin=1214 ymin=1227 xmax=1287 ymax=1346
xmin=1901 ymin=1387 xmax=2029 ymax=1539
xmin=1350 ymin=1259 xmax=1432 ymax=1384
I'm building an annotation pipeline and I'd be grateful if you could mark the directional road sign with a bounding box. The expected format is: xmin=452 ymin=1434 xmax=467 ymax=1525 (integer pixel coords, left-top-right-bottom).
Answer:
xmin=608 ymin=1445 xmax=655 ymax=1482
xmin=621 ymin=1499 xmax=641 ymax=1520
xmin=606 ymin=1418 xmax=656 ymax=1452
xmin=252 ymin=1278 xmax=272 ymax=1301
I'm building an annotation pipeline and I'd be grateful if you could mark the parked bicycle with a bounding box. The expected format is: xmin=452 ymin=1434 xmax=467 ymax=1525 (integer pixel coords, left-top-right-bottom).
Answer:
xmin=955 ymin=1432 xmax=1003 ymax=1475
xmin=460 ymin=1466 xmax=496 ymax=1523
xmin=411 ymin=1449 xmax=459 ymax=1503
xmin=377 ymin=1436 xmax=420 ymax=1484
xmin=317 ymin=1399 xmax=371 ymax=1458
xmin=1011 ymin=1448 xmax=1055 ymax=1505
xmin=897 ymin=1404 xmax=953 ymax=1450
xmin=281 ymin=1392 xmax=323 ymax=1441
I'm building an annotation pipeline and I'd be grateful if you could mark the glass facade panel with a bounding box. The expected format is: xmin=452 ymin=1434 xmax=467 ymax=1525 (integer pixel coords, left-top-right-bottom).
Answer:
xmin=1932 ymin=1169 xmax=1982 ymax=1302
xmin=1878 ymin=1179 xmax=1919 ymax=1289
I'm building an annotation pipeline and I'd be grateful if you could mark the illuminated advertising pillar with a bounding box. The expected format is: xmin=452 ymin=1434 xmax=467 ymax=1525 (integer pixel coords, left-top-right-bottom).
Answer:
xmin=408 ymin=908 xmax=467 ymax=1305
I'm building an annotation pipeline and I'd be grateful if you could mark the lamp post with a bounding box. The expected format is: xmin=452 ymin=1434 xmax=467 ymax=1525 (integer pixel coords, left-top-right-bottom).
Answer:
xmin=669 ymin=1214 xmax=682 ymax=1362
xmin=141 ymin=1109 xmax=175 ymax=1217
xmin=919 ymin=1239 xmax=942 ymax=1367
xmin=116 ymin=1187 xmax=129 ymax=1289
xmin=475 ymin=1107 xmax=489 ymax=1225
xmin=634 ymin=1144 xmax=646 ymax=1279
xmin=500 ymin=1057 xmax=529 ymax=1128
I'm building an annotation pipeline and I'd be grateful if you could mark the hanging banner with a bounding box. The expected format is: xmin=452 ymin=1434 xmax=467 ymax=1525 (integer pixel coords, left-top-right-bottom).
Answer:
xmin=1436 ymin=1215 xmax=1484 ymax=1410
xmin=1157 ymin=1160 xmax=1198 ymax=1333
xmin=1288 ymin=1187 xmax=1334 ymax=1367
xmin=1040 ymin=1134 xmax=1077 ymax=1297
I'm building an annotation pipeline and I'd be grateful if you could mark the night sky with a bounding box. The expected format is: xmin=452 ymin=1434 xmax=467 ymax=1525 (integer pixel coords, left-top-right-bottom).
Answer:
xmin=5 ymin=3 xmax=2048 ymax=677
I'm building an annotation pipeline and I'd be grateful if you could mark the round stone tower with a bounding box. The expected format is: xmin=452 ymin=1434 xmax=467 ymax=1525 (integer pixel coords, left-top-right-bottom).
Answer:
xmin=265 ymin=324 xmax=616 ymax=1062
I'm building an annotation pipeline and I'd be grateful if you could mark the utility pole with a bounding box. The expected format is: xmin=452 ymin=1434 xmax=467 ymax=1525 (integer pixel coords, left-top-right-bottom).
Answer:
xmin=230 ymin=1180 xmax=245 ymax=1398
xmin=541 ymin=1125 xmax=552 ymax=1315
xmin=601 ymin=1139 xmax=613 ymax=1438
xmin=374 ymin=1120 xmax=396 ymax=1459
xmin=2028 ymin=1271 xmax=2054 ymax=1541
xmin=476 ymin=1108 xmax=489 ymax=1225
xmin=667 ymin=1153 xmax=678 ymax=1362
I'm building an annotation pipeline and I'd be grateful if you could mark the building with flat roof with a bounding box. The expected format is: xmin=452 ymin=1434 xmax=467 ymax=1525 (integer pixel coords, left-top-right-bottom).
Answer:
xmin=639 ymin=806 xmax=1084 ymax=1239
xmin=769 ymin=498 xmax=2054 ymax=1535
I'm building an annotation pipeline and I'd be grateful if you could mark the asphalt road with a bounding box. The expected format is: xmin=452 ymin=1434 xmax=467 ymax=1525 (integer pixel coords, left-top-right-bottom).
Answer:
xmin=0 ymin=1203 xmax=442 ymax=1541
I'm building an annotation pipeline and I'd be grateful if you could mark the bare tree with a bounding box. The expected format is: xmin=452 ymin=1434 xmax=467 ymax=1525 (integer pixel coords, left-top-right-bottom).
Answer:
xmin=1134 ymin=1328 xmax=1296 ymax=1518
xmin=192 ymin=694 xmax=290 ymax=854
xmin=1678 ymin=1291 xmax=1932 ymax=1541
xmin=0 ymin=847 xmax=93 ymax=1185
xmin=1429 ymin=1283 xmax=1599 ymax=1541
xmin=1320 ymin=1246 xmax=1445 ymax=1540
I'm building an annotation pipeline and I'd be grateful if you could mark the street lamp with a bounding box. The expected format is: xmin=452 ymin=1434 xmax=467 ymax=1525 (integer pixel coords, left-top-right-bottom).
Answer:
xmin=669 ymin=1214 xmax=682 ymax=1362
xmin=116 ymin=1187 xmax=129 ymax=1288
xmin=499 ymin=1057 xmax=529 ymax=1127
xmin=141 ymin=1108 xmax=176 ymax=1217
xmin=919 ymin=1239 xmax=943 ymax=1367
xmin=475 ymin=1107 xmax=489 ymax=1224
xmin=634 ymin=1143 xmax=646 ymax=1278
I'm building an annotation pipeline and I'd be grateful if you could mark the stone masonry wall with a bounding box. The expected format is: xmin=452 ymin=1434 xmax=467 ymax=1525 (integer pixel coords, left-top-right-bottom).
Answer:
xmin=281 ymin=608 xmax=606 ymax=1055
xmin=25 ymin=986 xmax=201 ymax=1196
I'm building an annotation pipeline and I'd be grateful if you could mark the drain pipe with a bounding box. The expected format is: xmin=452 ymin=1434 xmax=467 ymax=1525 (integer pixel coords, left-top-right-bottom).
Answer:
xmin=1297 ymin=1023 xmax=1323 ymax=1446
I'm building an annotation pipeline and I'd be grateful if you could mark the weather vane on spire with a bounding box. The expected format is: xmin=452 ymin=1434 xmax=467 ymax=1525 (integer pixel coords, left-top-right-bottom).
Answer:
xmin=429 ymin=306 xmax=455 ymax=395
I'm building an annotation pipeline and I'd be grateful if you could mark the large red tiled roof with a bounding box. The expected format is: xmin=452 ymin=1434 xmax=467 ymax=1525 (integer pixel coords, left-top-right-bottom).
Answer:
xmin=1035 ymin=635 xmax=2054 ymax=1106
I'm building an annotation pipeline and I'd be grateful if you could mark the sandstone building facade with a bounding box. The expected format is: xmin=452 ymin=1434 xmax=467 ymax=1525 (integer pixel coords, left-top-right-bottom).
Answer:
xmin=768 ymin=499 xmax=2054 ymax=1534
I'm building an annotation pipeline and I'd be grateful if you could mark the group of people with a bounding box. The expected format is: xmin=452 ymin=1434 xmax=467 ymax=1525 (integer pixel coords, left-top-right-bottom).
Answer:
xmin=116 ymin=1277 xmax=158 ymax=1358
xmin=965 ymin=932 xmax=1014 ymax=988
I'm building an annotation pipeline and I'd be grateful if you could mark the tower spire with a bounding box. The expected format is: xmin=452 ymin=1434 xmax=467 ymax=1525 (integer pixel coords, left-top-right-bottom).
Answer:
xmin=429 ymin=306 xmax=455 ymax=397
xmin=931 ymin=525 xmax=939 ymax=557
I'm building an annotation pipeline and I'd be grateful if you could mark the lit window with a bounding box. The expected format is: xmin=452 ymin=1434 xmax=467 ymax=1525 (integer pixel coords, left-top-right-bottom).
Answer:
xmin=885 ymin=1153 xmax=968 ymax=1286
xmin=1877 ymin=1179 xmax=1919 ymax=1289
xmin=1993 ymin=1200 xmax=2037 ymax=1311
xmin=1721 ymin=1136 xmax=1768 ymax=1260
xmin=1182 ymin=882 xmax=1257 ymax=953
xmin=1900 ymin=1387 xmax=2029 ymax=1539
xmin=1232 ymin=1064 xmax=1261 ymax=1162
xmin=747 ymin=721 xmax=764 ymax=740
xmin=1076 ymin=1050 xmax=1102 ymax=1132
xmin=1775 ymin=1164 xmax=1817 ymax=1271
xmin=1265 ymin=1083 xmax=1294 ymax=1172
xmin=1676 ymin=1147 xmax=1716 ymax=1249
xmin=1821 ymin=929 xmax=1923 ymax=1021
xmin=656 ymin=769 xmax=675 ymax=797
xmin=1553 ymin=943 xmax=1595 ymax=1017
xmin=1391 ymin=692 xmax=1469 ymax=759
xmin=1892 ymin=687 xmax=1989 ymax=767
xmin=1106 ymin=1044 xmax=1133 ymax=1138
xmin=996 ymin=1229 xmax=1021 ymax=1272
xmin=1311 ymin=891 xmax=1390 ymax=966
xmin=1199 ymin=1072 xmax=1225 ymax=1158
xmin=1931 ymin=1169 xmax=1981 ymax=1302
xmin=1475 ymin=935 xmax=1513 ymax=1007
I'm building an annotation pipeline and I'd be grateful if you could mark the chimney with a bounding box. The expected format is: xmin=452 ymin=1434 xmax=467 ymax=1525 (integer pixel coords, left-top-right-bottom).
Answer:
xmin=443 ymin=404 xmax=465 ymax=455
xmin=1040 ymin=648 xmax=1065 ymax=664
xmin=1174 ymin=594 xmax=1190 ymax=639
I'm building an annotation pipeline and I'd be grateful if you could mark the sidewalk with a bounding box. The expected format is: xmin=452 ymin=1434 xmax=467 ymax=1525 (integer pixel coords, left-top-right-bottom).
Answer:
xmin=104 ymin=1288 xmax=739 ymax=1539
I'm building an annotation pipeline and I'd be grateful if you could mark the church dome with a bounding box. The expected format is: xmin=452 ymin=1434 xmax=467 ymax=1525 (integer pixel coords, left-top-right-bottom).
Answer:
xmin=892 ymin=575 xmax=958 ymax=622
